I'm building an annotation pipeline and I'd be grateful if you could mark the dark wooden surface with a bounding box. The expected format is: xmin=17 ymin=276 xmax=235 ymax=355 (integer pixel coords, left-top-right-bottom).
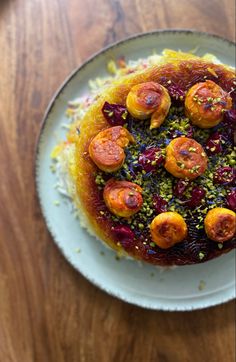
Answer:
xmin=0 ymin=0 xmax=235 ymax=361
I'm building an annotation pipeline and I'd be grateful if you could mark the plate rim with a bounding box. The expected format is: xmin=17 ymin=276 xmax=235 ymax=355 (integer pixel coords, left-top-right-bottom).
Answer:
xmin=35 ymin=28 xmax=235 ymax=148
xmin=35 ymin=29 xmax=236 ymax=311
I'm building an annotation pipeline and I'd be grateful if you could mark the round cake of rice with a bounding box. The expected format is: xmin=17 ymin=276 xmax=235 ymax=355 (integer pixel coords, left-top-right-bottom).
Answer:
xmin=52 ymin=50 xmax=236 ymax=266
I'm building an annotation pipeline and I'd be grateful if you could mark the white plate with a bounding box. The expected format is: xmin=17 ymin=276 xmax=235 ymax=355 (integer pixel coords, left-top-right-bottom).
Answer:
xmin=35 ymin=30 xmax=236 ymax=311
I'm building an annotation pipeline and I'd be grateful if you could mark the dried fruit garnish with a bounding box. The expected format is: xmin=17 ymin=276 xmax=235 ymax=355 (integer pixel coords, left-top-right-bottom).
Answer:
xmin=205 ymin=132 xmax=223 ymax=155
xmin=112 ymin=225 xmax=135 ymax=250
xmin=153 ymin=195 xmax=168 ymax=213
xmin=223 ymin=109 xmax=236 ymax=130
xmin=184 ymin=186 xmax=206 ymax=209
xmin=173 ymin=180 xmax=189 ymax=198
xmin=226 ymin=190 xmax=236 ymax=212
xmin=168 ymin=84 xmax=186 ymax=100
xmin=102 ymin=102 xmax=128 ymax=126
xmin=138 ymin=147 xmax=164 ymax=173
xmin=213 ymin=167 xmax=236 ymax=185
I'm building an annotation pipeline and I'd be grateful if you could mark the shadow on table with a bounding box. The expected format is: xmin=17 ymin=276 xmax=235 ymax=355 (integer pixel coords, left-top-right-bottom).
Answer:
xmin=0 ymin=0 xmax=13 ymax=13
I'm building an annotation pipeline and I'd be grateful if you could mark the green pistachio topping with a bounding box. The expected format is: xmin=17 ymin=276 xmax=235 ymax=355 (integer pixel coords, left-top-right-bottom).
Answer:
xmin=91 ymin=103 xmax=234 ymax=246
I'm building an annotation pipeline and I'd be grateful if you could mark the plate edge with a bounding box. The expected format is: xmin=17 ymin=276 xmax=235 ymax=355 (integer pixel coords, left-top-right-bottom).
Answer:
xmin=34 ymin=29 xmax=236 ymax=311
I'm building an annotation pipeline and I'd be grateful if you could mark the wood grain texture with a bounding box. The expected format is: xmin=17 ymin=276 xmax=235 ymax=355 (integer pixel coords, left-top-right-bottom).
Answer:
xmin=0 ymin=0 xmax=235 ymax=361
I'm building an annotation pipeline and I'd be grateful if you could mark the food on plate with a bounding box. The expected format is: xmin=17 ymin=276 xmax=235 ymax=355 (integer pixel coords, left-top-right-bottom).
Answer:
xmin=204 ymin=207 xmax=236 ymax=242
xmin=185 ymin=80 xmax=232 ymax=128
xmin=103 ymin=179 xmax=143 ymax=217
xmin=89 ymin=126 xmax=135 ymax=172
xmin=150 ymin=212 xmax=188 ymax=249
xmin=51 ymin=49 xmax=236 ymax=266
xmin=164 ymin=137 xmax=208 ymax=179
xmin=126 ymin=82 xmax=171 ymax=129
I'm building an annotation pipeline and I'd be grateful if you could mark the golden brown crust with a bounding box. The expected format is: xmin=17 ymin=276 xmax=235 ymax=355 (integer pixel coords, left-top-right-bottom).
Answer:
xmin=204 ymin=208 xmax=236 ymax=242
xmin=103 ymin=179 xmax=143 ymax=217
xmin=126 ymin=82 xmax=171 ymax=129
xmin=185 ymin=80 xmax=232 ymax=128
xmin=164 ymin=137 xmax=208 ymax=179
xmin=74 ymin=59 xmax=235 ymax=255
xmin=150 ymin=212 xmax=188 ymax=249
xmin=88 ymin=126 xmax=134 ymax=172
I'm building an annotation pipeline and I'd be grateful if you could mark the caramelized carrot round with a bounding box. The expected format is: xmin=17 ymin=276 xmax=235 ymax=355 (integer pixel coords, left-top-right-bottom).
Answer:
xmin=150 ymin=212 xmax=187 ymax=249
xmin=103 ymin=179 xmax=143 ymax=217
xmin=185 ymin=80 xmax=232 ymax=128
xmin=164 ymin=137 xmax=208 ymax=179
xmin=126 ymin=82 xmax=171 ymax=129
xmin=89 ymin=126 xmax=134 ymax=172
xmin=204 ymin=207 xmax=236 ymax=242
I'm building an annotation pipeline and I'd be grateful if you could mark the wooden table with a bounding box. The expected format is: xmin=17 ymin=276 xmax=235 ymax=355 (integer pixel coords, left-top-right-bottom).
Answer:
xmin=0 ymin=0 xmax=235 ymax=361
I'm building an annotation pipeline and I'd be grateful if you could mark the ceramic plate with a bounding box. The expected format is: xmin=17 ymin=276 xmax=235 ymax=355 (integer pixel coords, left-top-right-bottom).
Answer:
xmin=35 ymin=30 xmax=236 ymax=311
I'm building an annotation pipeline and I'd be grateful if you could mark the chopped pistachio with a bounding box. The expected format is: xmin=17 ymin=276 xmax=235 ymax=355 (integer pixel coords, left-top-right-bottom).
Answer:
xmin=198 ymin=280 xmax=206 ymax=291
xmin=199 ymin=252 xmax=205 ymax=260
